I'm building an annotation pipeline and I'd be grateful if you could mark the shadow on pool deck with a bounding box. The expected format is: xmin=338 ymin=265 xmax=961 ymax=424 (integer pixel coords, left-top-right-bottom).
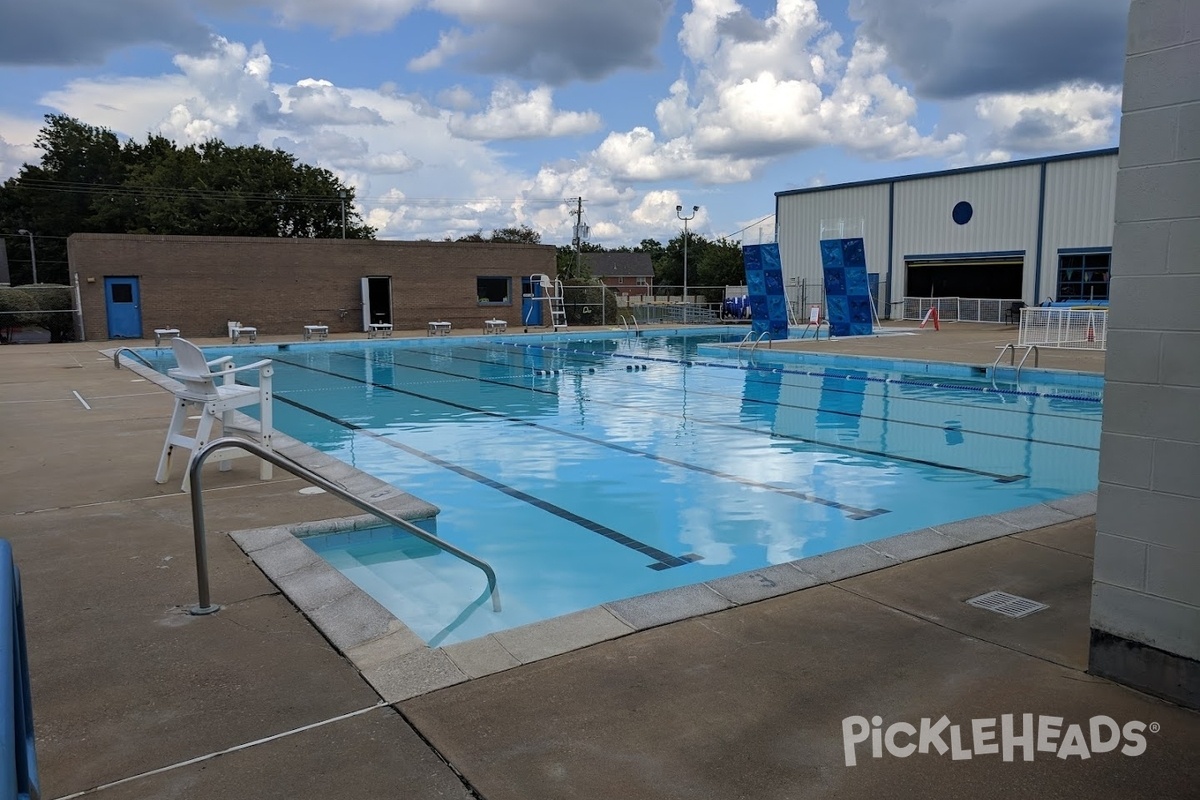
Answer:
xmin=2 ymin=325 xmax=1196 ymax=799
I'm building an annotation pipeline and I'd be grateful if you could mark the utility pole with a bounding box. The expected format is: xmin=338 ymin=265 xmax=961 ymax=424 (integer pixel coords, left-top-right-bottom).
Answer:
xmin=339 ymin=190 xmax=347 ymax=239
xmin=569 ymin=197 xmax=586 ymax=280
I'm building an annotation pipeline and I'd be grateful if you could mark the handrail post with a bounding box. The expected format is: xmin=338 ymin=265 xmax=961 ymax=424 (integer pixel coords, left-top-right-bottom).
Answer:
xmin=188 ymin=473 xmax=219 ymax=615
xmin=185 ymin=436 xmax=500 ymax=616
xmin=113 ymin=347 xmax=157 ymax=370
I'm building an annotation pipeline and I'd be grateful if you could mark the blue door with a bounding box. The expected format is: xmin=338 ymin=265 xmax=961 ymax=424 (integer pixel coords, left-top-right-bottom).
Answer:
xmin=104 ymin=277 xmax=142 ymax=339
xmin=521 ymin=277 xmax=543 ymax=326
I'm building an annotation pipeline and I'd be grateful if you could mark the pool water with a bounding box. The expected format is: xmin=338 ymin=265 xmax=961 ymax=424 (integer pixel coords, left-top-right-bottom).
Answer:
xmin=162 ymin=333 xmax=1103 ymax=645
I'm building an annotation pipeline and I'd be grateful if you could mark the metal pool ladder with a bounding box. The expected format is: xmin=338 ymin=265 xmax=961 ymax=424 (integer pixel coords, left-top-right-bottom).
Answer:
xmin=990 ymin=344 xmax=1040 ymax=388
xmin=185 ymin=436 xmax=501 ymax=616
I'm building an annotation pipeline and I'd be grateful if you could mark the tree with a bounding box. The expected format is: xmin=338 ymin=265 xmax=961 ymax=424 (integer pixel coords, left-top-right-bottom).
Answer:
xmin=695 ymin=238 xmax=746 ymax=302
xmin=490 ymin=225 xmax=541 ymax=244
xmin=556 ymin=241 xmax=602 ymax=280
xmin=0 ymin=115 xmax=374 ymax=284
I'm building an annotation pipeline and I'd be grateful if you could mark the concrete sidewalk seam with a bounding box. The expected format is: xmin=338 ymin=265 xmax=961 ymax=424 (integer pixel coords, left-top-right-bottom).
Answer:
xmin=49 ymin=701 xmax=389 ymax=800
xmin=827 ymin=580 xmax=1084 ymax=672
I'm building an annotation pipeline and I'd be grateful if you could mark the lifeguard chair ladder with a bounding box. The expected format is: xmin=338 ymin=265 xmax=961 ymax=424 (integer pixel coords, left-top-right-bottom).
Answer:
xmin=534 ymin=273 xmax=568 ymax=331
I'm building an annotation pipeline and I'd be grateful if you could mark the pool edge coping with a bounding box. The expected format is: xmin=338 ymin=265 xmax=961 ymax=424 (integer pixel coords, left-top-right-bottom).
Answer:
xmin=227 ymin=490 xmax=1097 ymax=705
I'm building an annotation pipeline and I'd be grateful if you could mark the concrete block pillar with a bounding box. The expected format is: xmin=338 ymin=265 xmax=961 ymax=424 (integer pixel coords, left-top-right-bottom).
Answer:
xmin=1089 ymin=0 xmax=1200 ymax=708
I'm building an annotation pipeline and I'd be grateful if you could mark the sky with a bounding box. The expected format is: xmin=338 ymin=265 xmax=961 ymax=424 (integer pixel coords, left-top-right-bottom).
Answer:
xmin=0 ymin=0 xmax=1130 ymax=248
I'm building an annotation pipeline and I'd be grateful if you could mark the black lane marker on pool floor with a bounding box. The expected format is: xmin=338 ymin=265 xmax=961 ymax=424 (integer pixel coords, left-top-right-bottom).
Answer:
xmin=273 ymin=393 xmax=703 ymax=571
xmin=277 ymin=353 xmax=889 ymax=520
xmin=349 ymin=346 xmax=1028 ymax=485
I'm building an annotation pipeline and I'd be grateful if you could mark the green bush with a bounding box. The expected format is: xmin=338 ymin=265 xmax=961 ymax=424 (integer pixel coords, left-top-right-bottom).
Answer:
xmin=561 ymin=279 xmax=619 ymax=326
xmin=0 ymin=287 xmax=39 ymax=342
xmin=21 ymin=285 xmax=76 ymax=343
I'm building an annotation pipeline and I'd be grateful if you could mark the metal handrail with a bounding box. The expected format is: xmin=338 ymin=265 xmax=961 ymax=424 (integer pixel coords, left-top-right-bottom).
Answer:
xmin=991 ymin=343 xmax=1017 ymax=370
xmin=113 ymin=347 xmax=157 ymax=370
xmin=802 ymin=319 xmax=830 ymax=341
xmin=1015 ymin=344 xmax=1039 ymax=380
xmin=748 ymin=331 xmax=772 ymax=356
xmin=185 ymin=436 xmax=500 ymax=616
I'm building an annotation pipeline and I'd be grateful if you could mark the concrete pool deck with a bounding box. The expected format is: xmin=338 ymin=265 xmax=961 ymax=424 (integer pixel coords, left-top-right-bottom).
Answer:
xmin=3 ymin=322 xmax=1197 ymax=798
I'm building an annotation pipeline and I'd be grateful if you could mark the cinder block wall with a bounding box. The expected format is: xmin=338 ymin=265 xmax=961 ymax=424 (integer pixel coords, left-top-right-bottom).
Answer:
xmin=1090 ymin=0 xmax=1200 ymax=708
xmin=69 ymin=234 xmax=556 ymax=340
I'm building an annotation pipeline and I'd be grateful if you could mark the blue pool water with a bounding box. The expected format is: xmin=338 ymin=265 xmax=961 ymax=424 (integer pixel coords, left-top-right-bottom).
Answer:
xmin=151 ymin=331 xmax=1103 ymax=645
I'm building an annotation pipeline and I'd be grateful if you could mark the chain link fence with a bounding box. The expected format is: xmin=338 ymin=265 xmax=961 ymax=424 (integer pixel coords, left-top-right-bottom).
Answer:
xmin=0 ymin=284 xmax=80 ymax=343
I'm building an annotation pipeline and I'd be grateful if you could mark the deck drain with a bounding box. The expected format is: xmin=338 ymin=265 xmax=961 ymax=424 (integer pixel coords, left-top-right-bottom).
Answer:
xmin=966 ymin=591 xmax=1047 ymax=618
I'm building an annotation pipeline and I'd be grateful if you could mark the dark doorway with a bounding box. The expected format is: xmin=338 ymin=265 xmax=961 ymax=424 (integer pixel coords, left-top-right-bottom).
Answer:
xmin=905 ymin=259 xmax=1023 ymax=298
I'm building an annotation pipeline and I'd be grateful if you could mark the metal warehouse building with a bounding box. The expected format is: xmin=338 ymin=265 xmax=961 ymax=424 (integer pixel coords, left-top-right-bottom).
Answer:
xmin=775 ymin=148 xmax=1118 ymax=321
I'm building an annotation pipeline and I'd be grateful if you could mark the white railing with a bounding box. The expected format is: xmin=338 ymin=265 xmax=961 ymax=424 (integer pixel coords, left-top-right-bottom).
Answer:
xmin=902 ymin=297 xmax=1024 ymax=324
xmin=1018 ymin=307 xmax=1107 ymax=350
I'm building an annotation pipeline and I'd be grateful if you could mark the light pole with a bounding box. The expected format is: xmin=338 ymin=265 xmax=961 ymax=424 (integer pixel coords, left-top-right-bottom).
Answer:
xmin=338 ymin=191 xmax=347 ymax=239
xmin=17 ymin=229 xmax=37 ymax=284
xmin=676 ymin=204 xmax=698 ymax=318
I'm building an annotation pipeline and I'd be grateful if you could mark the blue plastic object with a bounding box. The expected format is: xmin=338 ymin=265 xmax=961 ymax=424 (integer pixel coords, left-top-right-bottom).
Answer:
xmin=2 ymin=539 xmax=39 ymax=800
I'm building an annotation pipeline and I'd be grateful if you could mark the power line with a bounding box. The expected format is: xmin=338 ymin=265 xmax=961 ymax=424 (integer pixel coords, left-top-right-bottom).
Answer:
xmin=720 ymin=213 xmax=775 ymax=242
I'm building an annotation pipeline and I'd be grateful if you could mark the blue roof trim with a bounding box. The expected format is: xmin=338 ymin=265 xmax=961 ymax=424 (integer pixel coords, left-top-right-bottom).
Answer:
xmin=1057 ymin=246 xmax=1113 ymax=254
xmin=904 ymin=250 xmax=1025 ymax=262
xmin=775 ymin=148 xmax=1119 ymax=198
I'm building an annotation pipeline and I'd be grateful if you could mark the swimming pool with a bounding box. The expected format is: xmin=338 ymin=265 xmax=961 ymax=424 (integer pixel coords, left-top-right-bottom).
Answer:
xmin=153 ymin=331 xmax=1102 ymax=646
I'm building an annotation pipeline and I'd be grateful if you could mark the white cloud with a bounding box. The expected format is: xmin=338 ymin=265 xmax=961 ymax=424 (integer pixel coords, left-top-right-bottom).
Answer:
xmin=584 ymin=0 xmax=964 ymax=192
xmin=0 ymin=116 xmax=54 ymax=180
xmin=674 ymin=0 xmax=963 ymax=161
xmin=284 ymin=79 xmax=385 ymax=126
xmin=975 ymin=83 xmax=1121 ymax=153
xmin=0 ymin=135 xmax=38 ymax=181
xmin=448 ymin=83 xmax=601 ymax=140
xmin=631 ymin=190 xmax=704 ymax=228
xmin=595 ymin=127 xmax=761 ymax=184
xmin=158 ymin=38 xmax=282 ymax=144
xmin=437 ymin=85 xmax=478 ymax=111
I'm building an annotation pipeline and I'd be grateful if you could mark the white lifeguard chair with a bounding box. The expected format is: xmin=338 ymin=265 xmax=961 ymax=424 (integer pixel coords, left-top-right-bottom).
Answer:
xmin=532 ymin=273 xmax=568 ymax=331
xmin=155 ymin=338 xmax=275 ymax=492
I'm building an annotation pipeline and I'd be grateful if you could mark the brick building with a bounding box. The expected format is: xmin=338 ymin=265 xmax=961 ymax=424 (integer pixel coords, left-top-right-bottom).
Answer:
xmin=69 ymin=233 xmax=557 ymax=340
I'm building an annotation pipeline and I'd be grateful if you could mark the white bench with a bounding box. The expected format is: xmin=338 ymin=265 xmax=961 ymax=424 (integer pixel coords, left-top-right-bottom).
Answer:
xmin=427 ymin=321 xmax=451 ymax=336
xmin=484 ymin=319 xmax=507 ymax=334
xmin=303 ymin=324 xmax=329 ymax=341
xmin=368 ymin=323 xmax=393 ymax=339
xmin=153 ymin=328 xmax=180 ymax=346
xmin=229 ymin=324 xmax=257 ymax=344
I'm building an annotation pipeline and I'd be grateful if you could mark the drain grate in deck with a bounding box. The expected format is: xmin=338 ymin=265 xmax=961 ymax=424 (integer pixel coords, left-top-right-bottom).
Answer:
xmin=965 ymin=591 xmax=1047 ymax=618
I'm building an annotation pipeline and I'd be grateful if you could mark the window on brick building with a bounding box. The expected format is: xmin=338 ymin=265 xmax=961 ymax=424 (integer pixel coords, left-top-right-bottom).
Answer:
xmin=477 ymin=277 xmax=511 ymax=304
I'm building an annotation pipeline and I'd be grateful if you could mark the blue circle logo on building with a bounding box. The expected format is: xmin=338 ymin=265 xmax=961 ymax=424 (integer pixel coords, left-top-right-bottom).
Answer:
xmin=952 ymin=201 xmax=973 ymax=225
